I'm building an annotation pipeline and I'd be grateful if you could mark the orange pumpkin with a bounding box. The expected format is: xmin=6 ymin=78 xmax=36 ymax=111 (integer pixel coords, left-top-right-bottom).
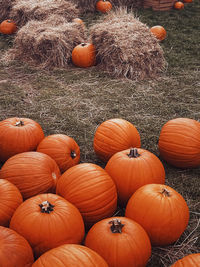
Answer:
xmin=150 ymin=25 xmax=167 ymax=41
xmin=0 ymin=117 xmax=44 ymax=163
xmin=171 ymin=253 xmax=200 ymax=267
xmin=73 ymin=18 xmax=85 ymax=28
xmin=85 ymin=217 xmax=151 ymax=267
xmin=105 ymin=148 xmax=165 ymax=206
xmin=0 ymin=226 xmax=34 ymax=266
xmin=174 ymin=1 xmax=184 ymax=9
xmin=0 ymin=151 xmax=61 ymax=199
xmin=0 ymin=179 xmax=23 ymax=227
xmin=37 ymin=134 xmax=80 ymax=173
xmin=56 ymin=163 xmax=117 ymax=227
xmin=158 ymin=118 xmax=200 ymax=168
xmin=32 ymin=244 xmax=109 ymax=267
xmin=93 ymin=118 xmax=141 ymax=162
xmin=0 ymin=20 xmax=17 ymax=35
xmin=96 ymin=0 xmax=112 ymax=13
xmin=125 ymin=184 xmax=189 ymax=246
xmin=72 ymin=43 xmax=96 ymax=68
xmin=10 ymin=193 xmax=85 ymax=258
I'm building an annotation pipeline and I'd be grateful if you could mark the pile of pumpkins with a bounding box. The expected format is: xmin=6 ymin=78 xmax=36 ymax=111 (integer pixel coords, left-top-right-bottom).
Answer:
xmin=0 ymin=116 xmax=199 ymax=266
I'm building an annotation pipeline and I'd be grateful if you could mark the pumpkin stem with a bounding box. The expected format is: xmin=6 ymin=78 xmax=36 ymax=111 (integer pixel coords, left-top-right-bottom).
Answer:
xmin=109 ymin=219 xmax=124 ymax=233
xmin=15 ymin=120 xmax=24 ymax=127
xmin=81 ymin=42 xmax=86 ymax=46
xmin=128 ymin=148 xmax=140 ymax=158
xmin=161 ymin=188 xmax=171 ymax=197
xmin=71 ymin=150 xmax=76 ymax=159
xmin=39 ymin=201 xmax=54 ymax=213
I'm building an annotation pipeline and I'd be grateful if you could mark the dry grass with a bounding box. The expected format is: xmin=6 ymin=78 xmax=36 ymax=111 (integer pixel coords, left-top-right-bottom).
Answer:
xmin=0 ymin=0 xmax=14 ymax=22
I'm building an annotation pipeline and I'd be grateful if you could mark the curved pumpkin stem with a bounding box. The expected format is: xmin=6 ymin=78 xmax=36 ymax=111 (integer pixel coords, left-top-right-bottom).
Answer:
xmin=71 ymin=150 xmax=76 ymax=159
xmin=109 ymin=219 xmax=124 ymax=233
xmin=39 ymin=201 xmax=54 ymax=213
xmin=161 ymin=188 xmax=171 ymax=197
xmin=15 ymin=120 xmax=24 ymax=127
xmin=128 ymin=148 xmax=140 ymax=158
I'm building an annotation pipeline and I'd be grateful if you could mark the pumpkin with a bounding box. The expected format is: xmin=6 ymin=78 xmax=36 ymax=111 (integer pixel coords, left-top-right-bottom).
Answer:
xmin=0 ymin=179 xmax=23 ymax=227
xmin=0 ymin=226 xmax=34 ymax=266
xmin=105 ymin=148 xmax=165 ymax=206
xmin=171 ymin=253 xmax=200 ymax=267
xmin=150 ymin=25 xmax=167 ymax=41
xmin=158 ymin=118 xmax=200 ymax=168
xmin=37 ymin=134 xmax=80 ymax=173
xmin=0 ymin=151 xmax=61 ymax=199
xmin=174 ymin=1 xmax=184 ymax=9
xmin=0 ymin=20 xmax=17 ymax=35
xmin=0 ymin=117 xmax=44 ymax=163
xmin=125 ymin=184 xmax=189 ymax=246
xmin=32 ymin=244 xmax=109 ymax=267
xmin=10 ymin=193 xmax=85 ymax=258
xmin=56 ymin=163 xmax=117 ymax=227
xmin=85 ymin=217 xmax=151 ymax=267
xmin=73 ymin=18 xmax=85 ymax=28
xmin=93 ymin=118 xmax=141 ymax=162
xmin=96 ymin=0 xmax=112 ymax=13
xmin=72 ymin=43 xmax=96 ymax=68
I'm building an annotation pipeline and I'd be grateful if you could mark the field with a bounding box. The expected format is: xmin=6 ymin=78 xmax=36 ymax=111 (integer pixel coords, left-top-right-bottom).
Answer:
xmin=0 ymin=1 xmax=199 ymax=266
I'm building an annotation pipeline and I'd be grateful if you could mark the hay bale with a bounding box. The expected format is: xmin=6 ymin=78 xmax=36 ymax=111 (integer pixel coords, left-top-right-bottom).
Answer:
xmin=0 ymin=0 xmax=15 ymax=22
xmin=10 ymin=0 xmax=80 ymax=28
xmin=89 ymin=8 xmax=166 ymax=81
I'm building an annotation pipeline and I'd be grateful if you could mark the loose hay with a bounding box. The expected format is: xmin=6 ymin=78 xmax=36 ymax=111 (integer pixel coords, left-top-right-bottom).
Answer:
xmin=89 ymin=8 xmax=167 ymax=81
xmin=0 ymin=0 xmax=14 ymax=22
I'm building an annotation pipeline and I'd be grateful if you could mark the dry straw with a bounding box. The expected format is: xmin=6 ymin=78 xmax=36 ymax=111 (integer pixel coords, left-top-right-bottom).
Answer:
xmin=0 ymin=0 xmax=14 ymax=22
xmin=89 ymin=7 xmax=167 ymax=81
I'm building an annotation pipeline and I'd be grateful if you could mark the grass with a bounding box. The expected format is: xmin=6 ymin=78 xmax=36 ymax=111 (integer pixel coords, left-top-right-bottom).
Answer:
xmin=0 ymin=1 xmax=200 ymax=266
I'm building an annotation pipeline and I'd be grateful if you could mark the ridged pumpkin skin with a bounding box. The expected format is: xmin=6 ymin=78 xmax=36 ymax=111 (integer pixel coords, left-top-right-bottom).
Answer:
xmin=10 ymin=193 xmax=85 ymax=258
xmin=0 ymin=179 xmax=23 ymax=226
xmin=0 ymin=151 xmax=61 ymax=199
xmin=0 ymin=117 xmax=44 ymax=162
xmin=125 ymin=184 xmax=189 ymax=246
xmin=171 ymin=253 xmax=200 ymax=267
xmin=37 ymin=134 xmax=80 ymax=173
xmin=0 ymin=20 xmax=17 ymax=35
xmin=56 ymin=163 xmax=117 ymax=227
xmin=72 ymin=43 xmax=96 ymax=68
xmin=150 ymin=25 xmax=167 ymax=41
xmin=0 ymin=226 xmax=34 ymax=267
xmin=158 ymin=118 xmax=200 ymax=168
xmin=85 ymin=216 xmax=151 ymax=267
xmin=174 ymin=1 xmax=184 ymax=9
xmin=96 ymin=0 xmax=112 ymax=13
xmin=105 ymin=148 xmax=165 ymax=206
xmin=32 ymin=244 xmax=109 ymax=267
xmin=93 ymin=118 xmax=141 ymax=162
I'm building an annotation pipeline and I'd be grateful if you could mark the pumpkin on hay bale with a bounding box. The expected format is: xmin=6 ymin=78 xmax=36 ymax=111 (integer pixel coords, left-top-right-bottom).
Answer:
xmin=89 ymin=8 xmax=166 ymax=81
xmin=0 ymin=0 xmax=14 ymax=22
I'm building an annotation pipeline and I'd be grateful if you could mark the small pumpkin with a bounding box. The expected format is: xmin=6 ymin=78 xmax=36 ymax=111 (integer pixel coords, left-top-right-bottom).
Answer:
xmin=72 ymin=43 xmax=96 ymax=68
xmin=73 ymin=18 xmax=85 ymax=28
xmin=85 ymin=217 xmax=151 ymax=267
xmin=10 ymin=193 xmax=85 ymax=258
xmin=96 ymin=0 xmax=112 ymax=13
xmin=174 ymin=1 xmax=184 ymax=9
xmin=32 ymin=244 xmax=109 ymax=267
xmin=125 ymin=184 xmax=189 ymax=246
xmin=150 ymin=25 xmax=167 ymax=41
xmin=0 ymin=20 xmax=17 ymax=35
xmin=171 ymin=253 xmax=200 ymax=267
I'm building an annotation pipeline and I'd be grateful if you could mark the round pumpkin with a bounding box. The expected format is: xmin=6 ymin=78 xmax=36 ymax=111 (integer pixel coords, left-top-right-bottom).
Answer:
xmin=0 ymin=151 xmax=61 ymax=199
xmin=150 ymin=25 xmax=167 ymax=41
xmin=56 ymin=163 xmax=117 ymax=227
xmin=32 ymin=244 xmax=109 ymax=267
xmin=125 ymin=184 xmax=189 ymax=246
xmin=72 ymin=43 xmax=96 ymax=68
xmin=10 ymin=193 xmax=85 ymax=258
xmin=0 ymin=226 xmax=34 ymax=266
xmin=93 ymin=118 xmax=141 ymax=162
xmin=158 ymin=118 xmax=200 ymax=168
xmin=73 ymin=18 xmax=85 ymax=28
xmin=37 ymin=134 xmax=80 ymax=173
xmin=174 ymin=1 xmax=184 ymax=9
xmin=105 ymin=148 xmax=165 ymax=206
xmin=85 ymin=216 xmax=151 ymax=267
xmin=171 ymin=253 xmax=200 ymax=267
xmin=0 ymin=179 xmax=23 ymax=226
xmin=96 ymin=0 xmax=112 ymax=13
xmin=0 ymin=20 xmax=17 ymax=35
xmin=0 ymin=117 xmax=45 ymax=163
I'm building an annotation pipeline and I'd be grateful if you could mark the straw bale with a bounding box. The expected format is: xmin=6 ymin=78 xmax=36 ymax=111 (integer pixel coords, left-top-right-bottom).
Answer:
xmin=89 ymin=8 xmax=166 ymax=81
xmin=9 ymin=0 xmax=80 ymax=28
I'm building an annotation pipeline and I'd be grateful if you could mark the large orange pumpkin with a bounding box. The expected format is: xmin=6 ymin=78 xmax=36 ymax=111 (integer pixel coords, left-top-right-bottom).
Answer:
xmin=85 ymin=216 xmax=151 ymax=267
xmin=0 ymin=226 xmax=34 ymax=266
xmin=72 ymin=43 xmax=96 ymax=68
xmin=10 ymin=193 xmax=85 ymax=258
xmin=0 ymin=151 xmax=61 ymax=199
xmin=174 ymin=1 xmax=184 ymax=9
xmin=56 ymin=163 xmax=117 ymax=227
xmin=150 ymin=25 xmax=167 ymax=41
xmin=158 ymin=118 xmax=200 ymax=168
xmin=32 ymin=244 xmax=109 ymax=267
xmin=37 ymin=134 xmax=80 ymax=173
xmin=0 ymin=117 xmax=44 ymax=162
xmin=125 ymin=184 xmax=189 ymax=246
xmin=93 ymin=118 xmax=141 ymax=162
xmin=96 ymin=0 xmax=112 ymax=13
xmin=171 ymin=253 xmax=200 ymax=267
xmin=0 ymin=179 xmax=23 ymax=226
xmin=105 ymin=148 xmax=165 ymax=206
xmin=0 ymin=20 xmax=17 ymax=35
